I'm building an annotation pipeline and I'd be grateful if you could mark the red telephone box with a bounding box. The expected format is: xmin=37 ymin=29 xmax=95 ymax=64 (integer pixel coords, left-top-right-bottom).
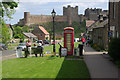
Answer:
xmin=64 ymin=27 xmax=74 ymax=55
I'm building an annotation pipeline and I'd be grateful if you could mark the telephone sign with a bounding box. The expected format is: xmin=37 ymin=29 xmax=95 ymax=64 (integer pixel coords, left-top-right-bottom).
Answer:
xmin=64 ymin=27 xmax=74 ymax=55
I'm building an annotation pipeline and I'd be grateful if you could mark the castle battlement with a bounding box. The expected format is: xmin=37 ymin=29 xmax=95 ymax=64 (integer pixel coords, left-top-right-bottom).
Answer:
xmin=17 ymin=5 xmax=108 ymax=26
xmin=17 ymin=5 xmax=80 ymax=26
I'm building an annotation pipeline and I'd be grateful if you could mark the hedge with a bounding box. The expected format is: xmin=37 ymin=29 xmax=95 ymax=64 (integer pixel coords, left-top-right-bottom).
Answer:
xmin=108 ymin=38 xmax=120 ymax=61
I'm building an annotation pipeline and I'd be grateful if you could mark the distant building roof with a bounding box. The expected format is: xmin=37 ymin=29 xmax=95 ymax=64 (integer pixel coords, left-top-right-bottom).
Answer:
xmin=86 ymin=20 xmax=95 ymax=27
xmin=39 ymin=26 xmax=49 ymax=35
xmin=87 ymin=20 xmax=99 ymax=32
xmin=23 ymin=33 xmax=37 ymax=38
xmin=94 ymin=19 xmax=108 ymax=28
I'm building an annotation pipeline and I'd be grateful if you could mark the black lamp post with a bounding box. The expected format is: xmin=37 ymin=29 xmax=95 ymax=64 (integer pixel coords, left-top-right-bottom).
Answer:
xmin=51 ymin=9 xmax=56 ymax=54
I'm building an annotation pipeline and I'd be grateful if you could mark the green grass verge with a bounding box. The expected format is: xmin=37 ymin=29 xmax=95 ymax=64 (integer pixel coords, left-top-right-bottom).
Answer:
xmin=8 ymin=46 xmax=16 ymax=50
xmin=8 ymin=43 xmax=19 ymax=50
xmin=43 ymin=42 xmax=81 ymax=54
xmin=43 ymin=44 xmax=60 ymax=54
xmin=2 ymin=56 xmax=90 ymax=78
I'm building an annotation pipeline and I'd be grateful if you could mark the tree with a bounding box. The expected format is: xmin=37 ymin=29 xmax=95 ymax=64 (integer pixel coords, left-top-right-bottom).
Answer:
xmin=22 ymin=26 xmax=29 ymax=32
xmin=13 ymin=26 xmax=22 ymax=38
xmin=2 ymin=21 xmax=11 ymax=45
xmin=1 ymin=0 xmax=18 ymax=45
xmin=1 ymin=0 xmax=18 ymax=19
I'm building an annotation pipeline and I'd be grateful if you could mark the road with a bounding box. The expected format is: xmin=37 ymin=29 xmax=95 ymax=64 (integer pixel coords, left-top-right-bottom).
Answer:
xmin=0 ymin=49 xmax=16 ymax=57
xmin=0 ymin=49 xmax=16 ymax=61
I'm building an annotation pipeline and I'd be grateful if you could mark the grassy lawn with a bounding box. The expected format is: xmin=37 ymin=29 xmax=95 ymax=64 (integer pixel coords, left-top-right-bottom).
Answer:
xmin=7 ymin=42 xmax=81 ymax=53
xmin=43 ymin=44 xmax=60 ymax=54
xmin=2 ymin=56 xmax=90 ymax=79
xmin=8 ymin=43 xmax=19 ymax=50
xmin=43 ymin=42 xmax=81 ymax=54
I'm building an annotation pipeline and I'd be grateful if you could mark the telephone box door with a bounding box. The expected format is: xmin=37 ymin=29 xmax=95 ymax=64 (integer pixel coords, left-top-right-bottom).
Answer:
xmin=64 ymin=33 xmax=72 ymax=55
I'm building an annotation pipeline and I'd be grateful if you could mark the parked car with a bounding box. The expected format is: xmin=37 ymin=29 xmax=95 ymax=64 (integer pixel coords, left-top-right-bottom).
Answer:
xmin=0 ymin=43 xmax=8 ymax=51
xmin=43 ymin=40 xmax=49 ymax=44
xmin=17 ymin=43 xmax=26 ymax=51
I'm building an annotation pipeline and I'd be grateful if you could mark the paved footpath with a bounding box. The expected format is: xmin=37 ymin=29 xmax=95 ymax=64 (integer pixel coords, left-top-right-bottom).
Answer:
xmin=83 ymin=46 xmax=120 ymax=79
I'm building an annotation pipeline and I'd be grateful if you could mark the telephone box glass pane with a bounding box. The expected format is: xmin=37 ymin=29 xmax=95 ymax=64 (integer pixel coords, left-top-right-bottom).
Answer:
xmin=66 ymin=33 xmax=72 ymax=52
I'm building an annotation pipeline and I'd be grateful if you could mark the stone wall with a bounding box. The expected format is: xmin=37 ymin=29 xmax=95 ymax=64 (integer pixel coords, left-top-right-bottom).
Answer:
xmin=109 ymin=2 xmax=120 ymax=38
xmin=92 ymin=24 xmax=108 ymax=49
xmin=119 ymin=2 xmax=120 ymax=38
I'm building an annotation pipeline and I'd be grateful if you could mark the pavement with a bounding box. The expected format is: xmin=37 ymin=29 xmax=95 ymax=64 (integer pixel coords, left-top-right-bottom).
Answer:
xmin=83 ymin=46 xmax=120 ymax=79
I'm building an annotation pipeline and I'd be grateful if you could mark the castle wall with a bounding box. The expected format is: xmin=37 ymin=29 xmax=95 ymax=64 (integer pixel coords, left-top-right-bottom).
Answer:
xmin=17 ymin=19 xmax=25 ymax=26
xmin=24 ymin=14 xmax=67 ymax=25
xmin=30 ymin=15 xmax=52 ymax=24
xmin=17 ymin=5 xmax=89 ymax=26
xmin=85 ymin=8 xmax=104 ymax=20
xmin=63 ymin=5 xmax=80 ymax=25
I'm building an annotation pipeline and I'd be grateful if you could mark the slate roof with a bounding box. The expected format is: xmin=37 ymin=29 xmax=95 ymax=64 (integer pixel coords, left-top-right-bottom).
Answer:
xmin=23 ymin=33 xmax=37 ymax=38
xmin=94 ymin=19 xmax=108 ymax=29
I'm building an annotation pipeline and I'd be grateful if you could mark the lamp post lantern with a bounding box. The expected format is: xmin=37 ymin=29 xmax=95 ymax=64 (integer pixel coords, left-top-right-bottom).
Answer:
xmin=51 ymin=9 xmax=56 ymax=55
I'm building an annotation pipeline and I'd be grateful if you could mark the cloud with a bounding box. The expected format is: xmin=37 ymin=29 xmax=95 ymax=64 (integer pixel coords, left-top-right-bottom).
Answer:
xmin=63 ymin=2 xmax=96 ymax=8
xmin=19 ymin=0 xmax=109 ymax=2
xmin=6 ymin=0 xmax=109 ymax=2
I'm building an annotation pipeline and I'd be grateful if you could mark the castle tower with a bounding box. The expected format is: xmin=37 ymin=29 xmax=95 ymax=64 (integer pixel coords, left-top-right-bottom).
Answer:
xmin=24 ymin=12 xmax=30 ymax=26
xmin=63 ymin=5 xmax=79 ymax=25
xmin=85 ymin=8 xmax=102 ymax=20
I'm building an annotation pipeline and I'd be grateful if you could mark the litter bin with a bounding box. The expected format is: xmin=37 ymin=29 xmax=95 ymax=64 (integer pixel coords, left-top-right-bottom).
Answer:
xmin=78 ymin=44 xmax=83 ymax=56
xmin=16 ymin=47 xmax=23 ymax=58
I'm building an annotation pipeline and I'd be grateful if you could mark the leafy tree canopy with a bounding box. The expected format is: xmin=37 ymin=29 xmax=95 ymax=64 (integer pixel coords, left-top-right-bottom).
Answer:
xmin=0 ymin=0 xmax=18 ymax=19
xmin=1 ymin=0 xmax=18 ymax=44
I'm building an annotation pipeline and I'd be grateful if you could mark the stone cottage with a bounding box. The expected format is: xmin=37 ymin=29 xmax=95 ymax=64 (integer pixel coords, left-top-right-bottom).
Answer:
xmin=32 ymin=26 xmax=49 ymax=41
xmin=92 ymin=19 xmax=108 ymax=50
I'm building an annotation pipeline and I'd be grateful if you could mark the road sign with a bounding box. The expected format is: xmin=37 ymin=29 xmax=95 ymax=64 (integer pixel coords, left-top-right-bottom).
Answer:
xmin=108 ymin=32 xmax=112 ymax=37
xmin=61 ymin=48 xmax=67 ymax=57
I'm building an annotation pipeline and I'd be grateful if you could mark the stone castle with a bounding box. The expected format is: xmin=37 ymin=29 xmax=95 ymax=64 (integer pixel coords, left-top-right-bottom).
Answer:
xmin=85 ymin=8 xmax=108 ymax=20
xmin=17 ymin=5 xmax=108 ymax=26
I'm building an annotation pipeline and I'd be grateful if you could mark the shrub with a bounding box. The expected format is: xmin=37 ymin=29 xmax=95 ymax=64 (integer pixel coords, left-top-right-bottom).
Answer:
xmin=108 ymin=38 xmax=120 ymax=61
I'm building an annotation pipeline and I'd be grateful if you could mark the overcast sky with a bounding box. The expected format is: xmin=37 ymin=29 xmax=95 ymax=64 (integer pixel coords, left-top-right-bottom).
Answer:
xmin=5 ymin=0 xmax=109 ymax=25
